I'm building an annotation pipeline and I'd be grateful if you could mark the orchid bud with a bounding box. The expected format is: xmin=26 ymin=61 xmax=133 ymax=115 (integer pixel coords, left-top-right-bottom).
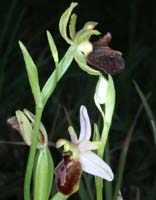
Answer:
xmin=94 ymin=75 xmax=108 ymax=105
xmin=7 ymin=109 xmax=48 ymax=148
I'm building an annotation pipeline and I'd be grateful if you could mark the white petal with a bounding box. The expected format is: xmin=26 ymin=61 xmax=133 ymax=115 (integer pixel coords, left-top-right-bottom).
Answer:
xmin=68 ymin=126 xmax=78 ymax=144
xmin=79 ymin=141 xmax=102 ymax=152
xmin=79 ymin=151 xmax=114 ymax=181
xmin=79 ymin=105 xmax=91 ymax=142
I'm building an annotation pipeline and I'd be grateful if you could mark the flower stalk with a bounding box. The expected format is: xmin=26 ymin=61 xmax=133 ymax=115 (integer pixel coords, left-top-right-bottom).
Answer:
xmin=24 ymin=106 xmax=43 ymax=200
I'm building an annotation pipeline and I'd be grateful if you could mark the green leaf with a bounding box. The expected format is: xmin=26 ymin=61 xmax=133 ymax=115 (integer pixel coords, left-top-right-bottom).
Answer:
xmin=69 ymin=13 xmax=77 ymax=39
xmin=133 ymin=80 xmax=156 ymax=145
xmin=47 ymin=31 xmax=59 ymax=66
xmin=74 ymin=49 xmax=101 ymax=76
xmin=41 ymin=46 xmax=74 ymax=106
xmin=19 ymin=41 xmax=42 ymax=107
xmin=50 ymin=192 xmax=69 ymax=200
xmin=33 ymin=147 xmax=54 ymax=200
xmin=41 ymin=65 xmax=58 ymax=107
xmin=59 ymin=2 xmax=78 ymax=44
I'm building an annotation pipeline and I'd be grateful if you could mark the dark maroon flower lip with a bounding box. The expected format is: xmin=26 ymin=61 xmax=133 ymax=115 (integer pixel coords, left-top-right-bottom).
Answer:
xmin=87 ymin=33 xmax=125 ymax=75
xmin=55 ymin=156 xmax=82 ymax=195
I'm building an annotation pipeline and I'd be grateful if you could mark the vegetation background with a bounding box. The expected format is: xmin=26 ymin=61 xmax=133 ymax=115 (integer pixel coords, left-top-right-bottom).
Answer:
xmin=0 ymin=0 xmax=156 ymax=199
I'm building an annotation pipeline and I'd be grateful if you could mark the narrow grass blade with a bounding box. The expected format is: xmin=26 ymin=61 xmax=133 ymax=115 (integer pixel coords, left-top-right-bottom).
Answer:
xmin=133 ymin=80 xmax=156 ymax=145
xmin=113 ymin=101 xmax=144 ymax=200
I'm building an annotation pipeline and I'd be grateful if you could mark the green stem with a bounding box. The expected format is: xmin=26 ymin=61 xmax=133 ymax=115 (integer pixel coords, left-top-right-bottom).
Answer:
xmin=23 ymin=45 xmax=74 ymax=200
xmin=95 ymin=177 xmax=103 ymax=200
xmin=50 ymin=192 xmax=69 ymax=200
xmin=99 ymin=121 xmax=111 ymax=157
xmin=24 ymin=106 xmax=43 ymax=200
xmin=95 ymin=120 xmax=111 ymax=200
xmin=105 ymin=143 xmax=112 ymax=200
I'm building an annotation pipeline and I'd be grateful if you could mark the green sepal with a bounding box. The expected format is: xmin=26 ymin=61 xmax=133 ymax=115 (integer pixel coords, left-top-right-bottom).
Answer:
xmin=73 ymin=49 xmax=101 ymax=76
xmin=47 ymin=31 xmax=59 ymax=66
xmin=74 ymin=28 xmax=100 ymax=45
xmin=33 ymin=147 xmax=54 ymax=200
xmin=69 ymin=13 xmax=77 ymax=39
xmin=74 ymin=21 xmax=100 ymax=45
xmin=59 ymin=2 xmax=78 ymax=44
xmin=19 ymin=41 xmax=42 ymax=108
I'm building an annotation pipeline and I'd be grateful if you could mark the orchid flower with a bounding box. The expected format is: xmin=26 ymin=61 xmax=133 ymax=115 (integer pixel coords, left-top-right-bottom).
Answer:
xmin=56 ymin=105 xmax=114 ymax=183
xmin=59 ymin=2 xmax=102 ymax=76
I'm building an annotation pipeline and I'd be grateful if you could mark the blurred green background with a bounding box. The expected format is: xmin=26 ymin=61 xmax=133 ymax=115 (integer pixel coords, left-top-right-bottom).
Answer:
xmin=0 ymin=0 xmax=156 ymax=199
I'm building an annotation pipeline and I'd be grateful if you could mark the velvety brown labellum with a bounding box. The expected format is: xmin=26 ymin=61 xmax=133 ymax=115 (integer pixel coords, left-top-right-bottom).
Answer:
xmin=55 ymin=156 xmax=82 ymax=195
xmin=87 ymin=32 xmax=125 ymax=75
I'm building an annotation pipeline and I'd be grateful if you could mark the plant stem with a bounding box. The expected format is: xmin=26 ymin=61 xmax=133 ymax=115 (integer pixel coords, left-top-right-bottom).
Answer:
xmin=95 ymin=120 xmax=111 ymax=200
xmin=99 ymin=121 xmax=111 ymax=157
xmin=95 ymin=177 xmax=103 ymax=200
xmin=24 ymin=106 xmax=43 ymax=200
xmin=105 ymin=143 xmax=112 ymax=200
xmin=50 ymin=192 xmax=69 ymax=200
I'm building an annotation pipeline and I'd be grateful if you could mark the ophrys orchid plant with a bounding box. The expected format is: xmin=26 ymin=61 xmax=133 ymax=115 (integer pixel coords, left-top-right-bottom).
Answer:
xmin=7 ymin=2 xmax=124 ymax=200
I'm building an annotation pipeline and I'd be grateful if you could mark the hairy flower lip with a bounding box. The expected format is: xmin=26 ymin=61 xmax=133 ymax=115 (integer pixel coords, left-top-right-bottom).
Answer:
xmin=56 ymin=105 xmax=114 ymax=181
